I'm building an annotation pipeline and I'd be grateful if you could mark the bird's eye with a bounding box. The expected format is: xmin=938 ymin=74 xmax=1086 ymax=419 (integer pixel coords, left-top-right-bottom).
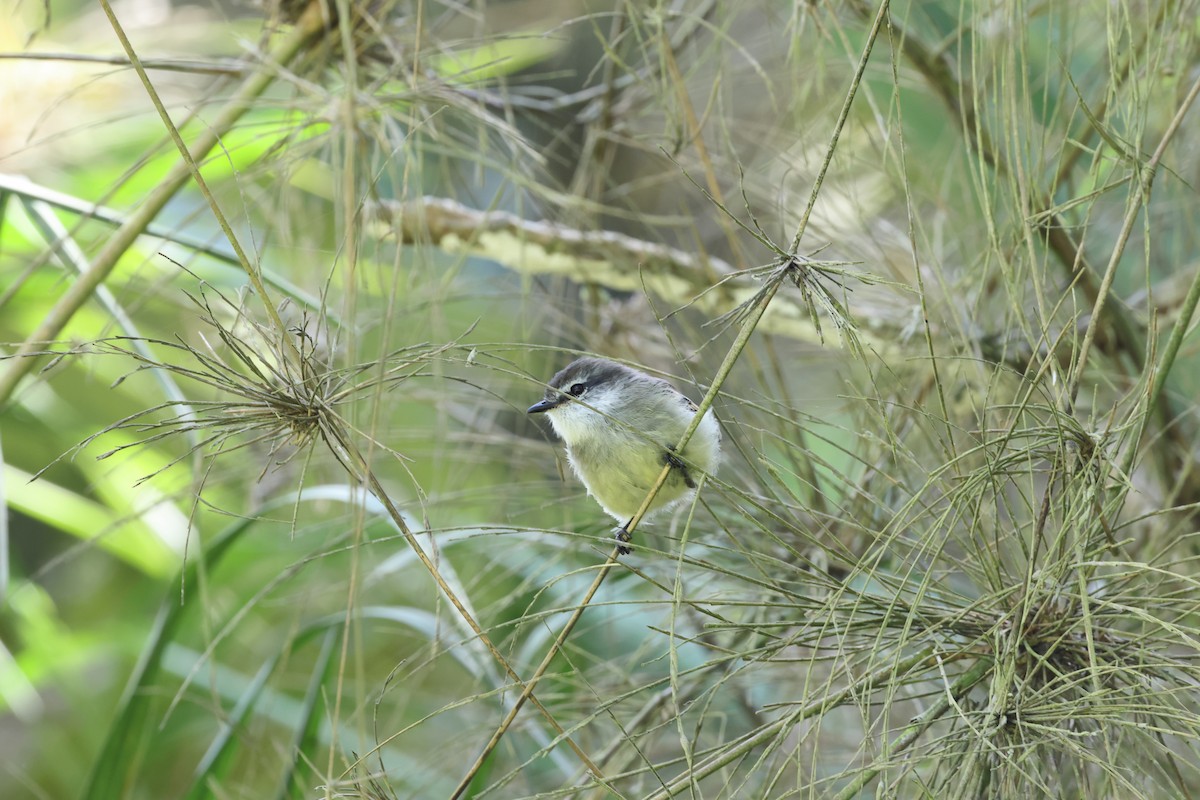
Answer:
xmin=568 ymin=382 xmax=586 ymax=397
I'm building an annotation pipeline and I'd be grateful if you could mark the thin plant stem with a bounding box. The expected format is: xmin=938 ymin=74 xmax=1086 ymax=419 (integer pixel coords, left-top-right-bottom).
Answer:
xmin=830 ymin=656 xmax=993 ymax=800
xmin=449 ymin=0 xmax=893 ymax=793
xmin=632 ymin=0 xmax=894 ymax=532
xmin=448 ymin=550 xmax=623 ymax=800
xmin=97 ymin=0 xmax=289 ymax=336
xmin=0 ymin=4 xmax=327 ymax=404
xmin=1117 ymin=72 xmax=1200 ymax=479
xmin=326 ymin=432 xmax=609 ymax=787
xmin=645 ymin=647 xmax=938 ymax=800
xmin=1066 ymin=72 xmax=1200 ymax=407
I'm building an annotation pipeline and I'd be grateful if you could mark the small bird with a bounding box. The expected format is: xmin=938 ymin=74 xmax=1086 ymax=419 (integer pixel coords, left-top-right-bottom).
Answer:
xmin=527 ymin=357 xmax=721 ymax=554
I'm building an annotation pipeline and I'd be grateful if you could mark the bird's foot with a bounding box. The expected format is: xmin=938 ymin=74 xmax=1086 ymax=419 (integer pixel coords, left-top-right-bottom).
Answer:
xmin=663 ymin=446 xmax=695 ymax=488
xmin=663 ymin=448 xmax=686 ymax=470
xmin=613 ymin=526 xmax=633 ymax=556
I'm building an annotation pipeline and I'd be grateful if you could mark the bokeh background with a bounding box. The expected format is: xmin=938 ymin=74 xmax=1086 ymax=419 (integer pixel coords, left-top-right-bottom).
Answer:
xmin=3 ymin=0 xmax=1200 ymax=797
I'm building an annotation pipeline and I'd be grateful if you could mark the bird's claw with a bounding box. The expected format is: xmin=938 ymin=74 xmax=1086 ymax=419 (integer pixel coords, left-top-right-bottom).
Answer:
xmin=614 ymin=526 xmax=633 ymax=556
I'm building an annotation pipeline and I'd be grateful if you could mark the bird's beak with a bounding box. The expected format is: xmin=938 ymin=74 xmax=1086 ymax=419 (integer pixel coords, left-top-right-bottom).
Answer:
xmin=527 ymin=399 xmax=554 ymax=414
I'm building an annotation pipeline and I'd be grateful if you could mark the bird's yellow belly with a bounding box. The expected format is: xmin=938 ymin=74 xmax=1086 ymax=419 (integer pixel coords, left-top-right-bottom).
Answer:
xmin=569 ymin=440 xmax=691 ymax=520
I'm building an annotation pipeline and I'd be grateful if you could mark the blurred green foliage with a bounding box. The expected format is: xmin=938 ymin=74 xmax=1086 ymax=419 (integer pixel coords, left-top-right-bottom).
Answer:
xmin=3 ymin=0 xmax=1200 ymax=798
